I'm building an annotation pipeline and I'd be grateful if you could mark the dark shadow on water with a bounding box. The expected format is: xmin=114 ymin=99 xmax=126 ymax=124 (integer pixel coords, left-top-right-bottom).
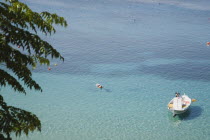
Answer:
xmin=34 ymin=61 xmax=210 ymax=82
xmin=168 ymin=106 xmax=202 ymax=122
xmin=104 ymin=88 xmax=112 ymax=92
xmin=141 ymin=63 xmax=210 ymax=82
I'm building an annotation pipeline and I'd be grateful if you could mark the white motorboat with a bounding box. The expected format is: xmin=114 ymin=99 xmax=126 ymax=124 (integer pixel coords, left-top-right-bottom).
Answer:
xmin=168 ymin=93 xmax=192 ymax=117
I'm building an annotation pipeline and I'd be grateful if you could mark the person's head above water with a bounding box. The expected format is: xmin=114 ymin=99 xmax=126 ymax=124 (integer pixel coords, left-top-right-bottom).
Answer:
xmin=96 ymin=84 xmax=103 ymax=89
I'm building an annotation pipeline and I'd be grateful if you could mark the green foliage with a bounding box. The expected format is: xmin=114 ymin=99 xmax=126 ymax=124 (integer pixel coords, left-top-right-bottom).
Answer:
xmin=0 ymin=0 xmax=67 ymax=93
xmin=0 ymin=0 xmax=67 ymax=138
xmin=0 ymin=95 xmax=41 ymax=138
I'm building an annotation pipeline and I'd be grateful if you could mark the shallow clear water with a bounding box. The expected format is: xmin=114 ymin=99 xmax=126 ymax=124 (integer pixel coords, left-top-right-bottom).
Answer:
xmin=1 ymin=0 xmax=210 ymax=139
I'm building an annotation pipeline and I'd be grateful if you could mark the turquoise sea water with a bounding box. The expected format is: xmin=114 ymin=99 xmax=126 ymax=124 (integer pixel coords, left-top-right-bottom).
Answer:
xmin=1 ymin=0 xmax=210 ymax=139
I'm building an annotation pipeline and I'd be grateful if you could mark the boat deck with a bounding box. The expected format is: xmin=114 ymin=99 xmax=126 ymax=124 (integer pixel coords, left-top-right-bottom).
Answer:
xmin=173 ymin=97 xmax=183 ymax=110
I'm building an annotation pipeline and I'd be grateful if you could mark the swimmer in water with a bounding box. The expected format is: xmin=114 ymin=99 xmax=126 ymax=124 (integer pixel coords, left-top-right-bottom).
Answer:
xmin=96 ymin=83 xmax=103 ymax=89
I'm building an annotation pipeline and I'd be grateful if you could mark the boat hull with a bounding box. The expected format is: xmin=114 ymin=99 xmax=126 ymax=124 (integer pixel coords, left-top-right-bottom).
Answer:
xmin=169 ymin=107 xmax=189 ymax=115
xmin=168 ymin=94 xmax=191 ymax=116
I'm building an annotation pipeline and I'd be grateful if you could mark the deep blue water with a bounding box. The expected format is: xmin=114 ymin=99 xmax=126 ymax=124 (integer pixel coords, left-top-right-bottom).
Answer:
xmin=1 ymin=0 xmax=210 ymax=139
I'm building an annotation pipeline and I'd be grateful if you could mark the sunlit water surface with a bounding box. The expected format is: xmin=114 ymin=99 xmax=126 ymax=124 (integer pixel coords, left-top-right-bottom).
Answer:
xmin=1 ymin=0 xmax=210 ymax=139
